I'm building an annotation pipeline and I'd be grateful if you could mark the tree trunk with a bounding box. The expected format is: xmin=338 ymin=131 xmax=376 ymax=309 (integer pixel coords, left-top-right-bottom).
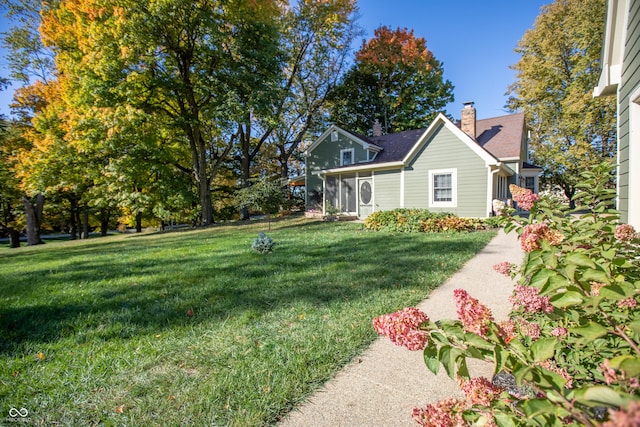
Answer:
xmin=74 ymin=210 xmax=82 ymax=239
xmin=23 ymin=194 xmax=44 ymax=246
xmin=100 ymin=209 xmax=110 ymax=236
xmin=197 ymin=180 xmax=214 ymax=225
xmin=82 ymin=206 xmax=90 ymax=239
xmin=135 ymin=212 xmax=143 ymax=233
xmin=69 ymin=198 xmax=78 ymax=240
xmin=8 ymin=228 xmax=20 ymax=248
xmin=239 ymin=120 xmax=252 ymax=221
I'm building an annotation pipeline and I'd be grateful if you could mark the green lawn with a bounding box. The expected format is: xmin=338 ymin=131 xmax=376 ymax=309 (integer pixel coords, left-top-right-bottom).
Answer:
xmin=0 ymin=217 xmax=495 ymax=426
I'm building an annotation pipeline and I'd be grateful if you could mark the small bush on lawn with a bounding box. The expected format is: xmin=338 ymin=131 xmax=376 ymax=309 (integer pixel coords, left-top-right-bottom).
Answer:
xmin=373 ymin=163 xmax=640 ymax=426
xmin=364 ymin=209 xmax=494 ymax=233
xmin=252 ymin=232 xmax=275 ymax=253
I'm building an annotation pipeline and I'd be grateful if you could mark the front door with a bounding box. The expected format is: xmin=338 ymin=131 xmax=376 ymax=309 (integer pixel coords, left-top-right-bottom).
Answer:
xmin=358 ymin=178 xmax=373 ymax=219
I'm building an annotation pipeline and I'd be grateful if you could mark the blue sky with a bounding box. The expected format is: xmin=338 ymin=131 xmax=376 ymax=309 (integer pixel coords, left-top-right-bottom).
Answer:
xmin=356 ymin=0 xmax=551 ymax=120
xmin=0 ymin=0 xmax=550 ymax=121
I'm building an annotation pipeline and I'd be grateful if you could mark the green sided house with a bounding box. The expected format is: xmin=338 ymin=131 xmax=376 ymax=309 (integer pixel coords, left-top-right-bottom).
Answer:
xmin=593 ymin=0 xmax=640 ymax=228
xmin=304 ymin=103 xmax=541 ymax=219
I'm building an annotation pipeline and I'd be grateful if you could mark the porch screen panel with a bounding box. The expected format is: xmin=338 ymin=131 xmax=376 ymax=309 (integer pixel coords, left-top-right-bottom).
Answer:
xmin=341 ymin=175 xmax=356 ymax=212
xmin=325 ymin=176 xmax=337 ymax=209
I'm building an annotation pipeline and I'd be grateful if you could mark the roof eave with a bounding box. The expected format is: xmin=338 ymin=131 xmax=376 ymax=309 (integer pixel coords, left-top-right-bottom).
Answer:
xmin=312 ymin=161 xmax=405 ymax=175
xmin=305 ymin=125 xmax=376 ymax=155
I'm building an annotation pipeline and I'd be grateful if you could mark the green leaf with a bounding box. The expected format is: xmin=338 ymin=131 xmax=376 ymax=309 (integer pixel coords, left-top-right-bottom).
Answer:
xmin=523 ymin=398 xmax=557 ymax=418
xmin=570 ymin=321 xmax=608 ymax=341
xmin=550 ymin=291 xmax=584 ymax=308
xmin=439 ymin=345 xmax=458 ymax=379
xmin=493 ymin=412 xmax=517 ymax=427
xmin=536 ymin=369 xmax=569 ymax=390
xmin=529 ymin=268 xmax=555 ymax=289
xmin=463 ymin=332 xmax=494 ymax=350
xmin=514 ymin=364 xmax=534 ymax=385
xmin=564 ymin=263 xmax=577 ymax=282
xmin=440 ymin=321 xmax=465 ymax=340
xmin=541 ymin=250 xmax=559 ymax=269
xmin=429 ymin=331 xmax=449 ymax=346
xmin=599 ymin=284 xmax=631 ymax=301
xmin=609 ymin=356 xmax=640 ymax=377
xmin=565 ymin=252 xmax=596 ymax=268
xmin=494 ymin=345 xmax=511 ymax=374
xmin=629 ymin=319 xmax=640 ymax=335
xmin=578 ymin=386 xmax=630 ymax=407
xmin=580 ymin=268 xmax=611 ymax=285
xmin=540 ymin=274 xmax=568 ymax=295
xmin=423 ymin=342 xmax=440 ymax=375
xmin=601 ymin=249 xmax=616 ymax=260
xmin=456 ymin=355 xmax=469 ymax=379
xmin=531 ymin=337 xmax=557 ymax=363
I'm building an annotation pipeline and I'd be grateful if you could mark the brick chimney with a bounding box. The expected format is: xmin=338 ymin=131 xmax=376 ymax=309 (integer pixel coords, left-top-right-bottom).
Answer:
xmin=461 ymin=101 xmax=476 ymax=139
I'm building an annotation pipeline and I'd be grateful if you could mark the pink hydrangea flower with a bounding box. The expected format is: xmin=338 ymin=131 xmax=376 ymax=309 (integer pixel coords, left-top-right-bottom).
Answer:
xmin=615 ymin=223 xmax=637 ymax=241
xmin=454 ymin=289 xmax=494 ymax=338
xmin=509 ymin=285 xmax=554 ymax=314
xmin=492 ymin=261 xmax=514 ymax=277
xmin=497 ymin=319 xmax=516 ymax=344
xmin=617 ymin=297 xmax=637 ymax=309
xmin=459 ymin=377 xmax=504 ymax=406
xmin=520 ymin=223 xmax=564 ymax=252
xmin=509 ymin=184 xmax=540 ymax=211
xmin=517 ymin=319 xmax=541 ymax=340
xmin=590 ymin=281 xmax=607 ymax=296
xmin=372 ymin=307 xmax=429 ymax=351
xmin=550 ymin=327 xmax=568 ymax=337
xmin=604 ymin=401 xmax=640 ymax=427
xmin=600 ymin=359 xmax=618 ymax=385
xmin=412 ymin=397 xmax=467 ymax=427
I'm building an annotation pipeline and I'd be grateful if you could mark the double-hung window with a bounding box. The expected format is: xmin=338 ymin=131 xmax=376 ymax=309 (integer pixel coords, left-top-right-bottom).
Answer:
xmin=429 ymin=169 xmax=457 ymax=208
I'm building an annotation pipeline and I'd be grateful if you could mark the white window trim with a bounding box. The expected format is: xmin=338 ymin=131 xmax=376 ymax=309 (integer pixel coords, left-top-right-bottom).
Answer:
xmin=429 ymin=168 xmax=457 ymax=208
xmin=340 ymin=148 xmax=355 ymax=166
xmin=519 ymin=173 xmax=539 ymax=194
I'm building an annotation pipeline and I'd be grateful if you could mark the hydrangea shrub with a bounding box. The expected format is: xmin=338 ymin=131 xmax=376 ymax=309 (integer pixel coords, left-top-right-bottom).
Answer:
xmin=373 ymin=163 xmax=640 ymax=426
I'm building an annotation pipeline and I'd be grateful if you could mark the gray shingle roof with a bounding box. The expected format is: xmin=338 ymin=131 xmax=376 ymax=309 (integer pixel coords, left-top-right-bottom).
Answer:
xmin=367 ymin=128 xmax=426 ymax=163
xmin=475 ymin=112 xmax=525 ymax=159
xmin=332 ymin=112 xmax=525 ymax=169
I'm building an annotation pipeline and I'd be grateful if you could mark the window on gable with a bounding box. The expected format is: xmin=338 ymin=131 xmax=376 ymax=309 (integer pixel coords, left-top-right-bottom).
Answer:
xmin=340 ymin=148 xmax=354 ymax=166
xmin=525 ymin=176 xmax=535 ymax=192
xmin=429 ymin=169 xmax=457 ymax=208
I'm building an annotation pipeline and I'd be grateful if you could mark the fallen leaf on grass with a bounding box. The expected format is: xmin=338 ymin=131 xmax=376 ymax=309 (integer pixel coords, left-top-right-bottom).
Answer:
xmin=115 ymin=405 xmax=125 ymax=414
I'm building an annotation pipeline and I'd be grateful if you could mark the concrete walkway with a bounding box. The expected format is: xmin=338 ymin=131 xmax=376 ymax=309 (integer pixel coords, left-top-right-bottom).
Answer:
xmin=278 ymin=230 xmax=523 ymax=427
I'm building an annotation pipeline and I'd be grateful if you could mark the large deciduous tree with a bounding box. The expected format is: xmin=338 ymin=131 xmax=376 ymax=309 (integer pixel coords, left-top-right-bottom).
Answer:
xmin=330 ymin=26 xmax=454 ymax=136
xmin=507 ymin=0 xmax=616 ymax=204
xmin=268 ymin=0 xmax=358 ymax=180
xmin=0 ymin=117 xmax=24 ymax=248
xmin=233 ymin=0 xmax=358 ymax=219
xmin=40 ymin=0 xmax=284 ymax=226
